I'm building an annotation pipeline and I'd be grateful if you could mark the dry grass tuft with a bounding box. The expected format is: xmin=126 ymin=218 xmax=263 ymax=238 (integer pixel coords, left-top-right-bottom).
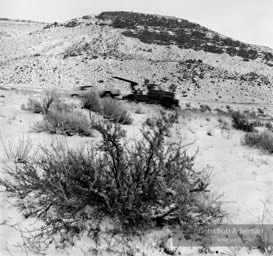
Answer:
xmin=241 ymin=130 xmax=273 ymax=153
xmin=32 ymin=110 xmax=93 ymax=136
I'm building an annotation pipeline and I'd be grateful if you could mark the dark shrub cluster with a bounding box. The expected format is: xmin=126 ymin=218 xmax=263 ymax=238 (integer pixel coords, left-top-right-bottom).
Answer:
xmin=241 ymin=130 xmax=273 ymax=153
xmin=95 ymin=11 xmax=273 ymax=61
xmin=265 ymin=122 xmax=273 ymax=131
xmin=97 ymin=11 xmax=194 ymax=29
xmin=1 ymin=112 xmax=223 ymax=252
xmin=199 ymin=104 xmax=211 ymax=113
xmin=231 ymin=111 xmax=256 ymax=132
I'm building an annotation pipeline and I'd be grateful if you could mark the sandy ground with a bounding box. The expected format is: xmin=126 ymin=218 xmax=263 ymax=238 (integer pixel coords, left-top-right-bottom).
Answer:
xmin=0 ymin=87 xmax=272 ymax=256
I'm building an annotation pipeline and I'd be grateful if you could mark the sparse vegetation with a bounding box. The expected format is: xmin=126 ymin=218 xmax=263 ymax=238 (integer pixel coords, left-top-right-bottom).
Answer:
xmin=81 ymin=93 xmax=133 ymax=125
xmin=230 ymin=206 xmax=273 ymax=255
xmin=241 ymin=130 xmax=273 ymax=153
xmin=81 ymin=91 xmax=102 ymax=112
xmin=200 ymin=104 xmax=211 ymax=113
xmin=1 ymin=112 xmax=223 ymax=253
xmin=2 ymin=11 xmax=273 ymax=256
xmin=218 ymin=116 xmax=233 ymax=139
xmin=21 ymin=90 xmax=72 ymax=114
xmin=0 ymin=135 xmax=33 ymax=163
xmin=32 ymin=110 xmax=93 ymax=136
xmin=231 ymin=110 xmax=256 ymax=132
xmin=215 ymin=108 xmax=227 ymax=115
xmin=265 ymin=122 xmax=273 ymax=131
xmin=96 ymin=11 xmax=273 ymax=62
xmin=101 ymin=98 xmax=133 ymax=125
xmin=254 ymin=219 xmax=273 ymax=254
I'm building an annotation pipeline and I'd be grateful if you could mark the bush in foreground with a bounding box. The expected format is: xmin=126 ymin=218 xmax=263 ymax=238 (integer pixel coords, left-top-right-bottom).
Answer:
xmin=241 ymin=130 xmax=273 ymax=153
xmin=199 ymin=104 xmax=211 ymax=113
xmin=32 ymin=110 xmax=93 ymax=136
xmin=1 ymin=112 xmax=223 ymax=252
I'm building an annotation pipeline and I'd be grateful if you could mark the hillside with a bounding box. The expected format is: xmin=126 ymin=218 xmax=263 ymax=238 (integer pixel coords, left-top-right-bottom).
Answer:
xmin=1 ymin=12 xmax=273 ymax=103
xmin=97 ymin=12 xmax=273 ymax=63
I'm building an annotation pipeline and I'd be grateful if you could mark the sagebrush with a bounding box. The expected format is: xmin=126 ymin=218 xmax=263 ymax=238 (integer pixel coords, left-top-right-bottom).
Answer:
xmin=81 ymin=91 xmax=102 ymax=112
xmin=101 ymin=98 xmax=132 ymax=125
xmin=32 ymin=110 xmax=93 ymax=136
xmin=82 ymin=94 xmax=133 ymax=125
xmin=1 ymin=112 xmax=223 ymax=253
xmin=231 ymin=110 xmax=256 ymax=132
xmin=21 ymin=90 xmax=73 ymax=114
xmin=241 ymin=130 xmax=273 ymax=153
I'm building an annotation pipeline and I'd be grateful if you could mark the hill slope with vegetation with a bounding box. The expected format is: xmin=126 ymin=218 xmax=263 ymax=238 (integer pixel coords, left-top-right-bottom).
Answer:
xmin=0 ymin=12 xmax=273 ymax=103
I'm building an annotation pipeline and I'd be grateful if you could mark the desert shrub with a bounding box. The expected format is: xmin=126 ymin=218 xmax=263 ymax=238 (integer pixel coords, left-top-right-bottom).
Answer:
xmin=251 ymin=120 xmax=264 ymax=128
xmin=145 ymin=110 xmax=179 ymax=130
xmin=265 ymin=122 xmax=273 ymax=131
xmin=231 ymin=111 xmax=255 ymax=132
xmin=21 ymin=97 xmax=45 ymax=113
xmin=82 ymin=94 xmax=132 ymax=125
xmin=81 ymin=91 xmax=102 ymax=112
xmin=1 ymin=112 xmax=223 ymax=253
xmin=257 ymin=108 xmax=264 ymax=115
xmin=101 ymin=98 xmax=133 ymax=125
xmin=52 ymin=100 xmax=74 ymax=113
xmin=21 ymin=90 xmax=71 ymax=114
xmin=254 ymin=224 xmax=273 ymax=254
xmin=32 ymin=110 xmax=93 ymax=136
xmin=0 ymin=135 xmax=33 ymax=163
xmin=241 ymin=130 xmax=273 ymax=153
xmin=219 ymin=118 xmax=233 ymax=139
xmin=214 ymin=108 xmax=226 ymax=115
xmin=218 ymin=117 xmax=231 ymax=131
xmin=200 ymin=104 xmax=211 ymax=113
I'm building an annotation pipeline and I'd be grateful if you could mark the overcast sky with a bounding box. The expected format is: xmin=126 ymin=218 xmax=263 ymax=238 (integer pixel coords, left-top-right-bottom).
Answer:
xmin=1 ymin=0 xmax=273 ymax=49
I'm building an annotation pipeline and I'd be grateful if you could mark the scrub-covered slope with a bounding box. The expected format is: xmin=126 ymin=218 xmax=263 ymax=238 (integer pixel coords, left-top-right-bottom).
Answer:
xmin=1 ymin=12 xmax=273 ymax=103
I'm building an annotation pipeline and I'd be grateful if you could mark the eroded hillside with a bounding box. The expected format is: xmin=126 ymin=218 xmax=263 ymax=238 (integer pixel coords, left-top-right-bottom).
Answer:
xmin=0 ymin=12 xmax=273 ymax=103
